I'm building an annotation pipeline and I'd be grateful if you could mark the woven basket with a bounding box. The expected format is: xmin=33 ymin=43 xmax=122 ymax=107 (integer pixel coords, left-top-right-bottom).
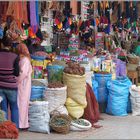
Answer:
xmin=50 ymin=113 xmax=71 ymax=134
xmin=127 ymin=56 xmax=140 ymax=64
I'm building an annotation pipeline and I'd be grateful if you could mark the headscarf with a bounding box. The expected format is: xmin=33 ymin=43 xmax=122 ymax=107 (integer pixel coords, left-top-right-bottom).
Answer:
xmin=17 ymin=43 xmax=31 ymax=60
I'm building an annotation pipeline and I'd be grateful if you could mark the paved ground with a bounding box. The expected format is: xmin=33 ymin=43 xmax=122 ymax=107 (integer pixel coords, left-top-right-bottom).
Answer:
xmin=19 ymin=114 xmax=140 ymax=139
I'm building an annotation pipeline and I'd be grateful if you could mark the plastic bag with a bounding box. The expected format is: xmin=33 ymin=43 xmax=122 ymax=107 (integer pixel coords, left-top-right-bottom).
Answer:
xmin=92 ymin=78 xmax=98 ymax=101
xmin=45 ymin=86 xmax=67 ymax=113
xmin=28 ymin=101 xmax=50 ymax=134
xmin=130 ymin=85 xmax=140 ymax=116
xmin=106 ymin=77 xmax=132 ymax=116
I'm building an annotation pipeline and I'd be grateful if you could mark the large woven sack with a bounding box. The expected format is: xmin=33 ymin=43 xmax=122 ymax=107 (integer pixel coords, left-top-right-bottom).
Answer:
xmin=63 ymin=73 xmax=87 ymax=107
xmin=45 ymin=86 xmax=67 ymax=113
xmin=65 ymin=98 xmax=84 ymax=119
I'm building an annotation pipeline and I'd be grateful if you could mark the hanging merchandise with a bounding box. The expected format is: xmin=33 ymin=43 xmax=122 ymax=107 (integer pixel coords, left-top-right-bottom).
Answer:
xmin=105 ymin=2 xmax=110 ymax=24
xmin=81 ymin=1 xmax=90 ymax=20
xmin=35 ymin=1 xmax=39 ymax=25
xmin=68 ymin=34 xmax=79 ymax=51
xmin=0 ymin=2 xmax=9 ymax=15
xmin=117 ymin=2 xmax=121 ymax=20
xmin=95 ymin=32 xmax=104 ymax=50
xmin=133 ymin=1 xmax=138 ymax=22
xmin=6 ymin=1 xmax=28 ymax=28
xmin=130 ymin=2 xmax=133 ymax=23
xmin=30 ymin=1 xmax=38 ymax=34
xmin=125 ymin=2 xmax=130 ymax=19
xmin=98 ymin=2 xmax=101 ymax=16
xmin=49 ymin=1 xmax=59 ymax=10
xmin=106 ymin=76 xmax=132 ymax=116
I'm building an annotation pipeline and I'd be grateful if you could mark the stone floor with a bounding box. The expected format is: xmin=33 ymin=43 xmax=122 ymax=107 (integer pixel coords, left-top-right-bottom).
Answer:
xmin=19 ymin=114 xmax=140 ymax=139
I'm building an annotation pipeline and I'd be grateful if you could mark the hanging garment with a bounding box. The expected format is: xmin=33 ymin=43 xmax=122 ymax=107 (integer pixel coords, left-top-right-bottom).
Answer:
xmin=117 ymin=3 xmax=121 ymax=20
xmin=105 ymin=7 xmax=110 ymax=24
xmin=6 ymin=1 xmax=28 ymax=28
xmin=35 ymin=1 xmax=39 ymax=25
xmin=133 ymin=2 xmax=138 ymax=22
xmin=98 ymin=2 xmax=101 ymax=16
xmin=18 ymin=57 xmax=32 ymax=129
xmin=0 ymin=2 xmax=9 ymax=15
xmin=125 ymin=2 xmax=130 ymax=19
xmin=30 ymin=1 xmax=38 ymax=34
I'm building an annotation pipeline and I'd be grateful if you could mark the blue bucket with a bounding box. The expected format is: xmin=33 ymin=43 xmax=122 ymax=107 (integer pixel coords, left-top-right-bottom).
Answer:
xmin=47 ymin=65 xmax=64 ymax=83
xmin=30 ymin=86 xmax=45 ymax=101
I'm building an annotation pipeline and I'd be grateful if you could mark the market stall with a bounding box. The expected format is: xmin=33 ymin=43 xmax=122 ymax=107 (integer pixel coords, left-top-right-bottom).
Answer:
xmin=1 ymin=1 xmax=140 ymax=137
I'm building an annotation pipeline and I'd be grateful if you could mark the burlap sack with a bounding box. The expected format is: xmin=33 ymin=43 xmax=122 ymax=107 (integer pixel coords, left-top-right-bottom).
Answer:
xmin=63 ymin=72 xmax=87 ymax=107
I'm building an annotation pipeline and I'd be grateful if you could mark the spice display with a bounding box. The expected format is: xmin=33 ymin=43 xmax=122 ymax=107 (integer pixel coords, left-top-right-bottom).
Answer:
xmin=32 ymin=80 xmax=46 ymax=87
xmin=48 ymin=82 xmax=64 ymax=88
xmin=63 ymin=62 xmax=85 ymax=76
xmin=0 ymin=121 xmax=19 ymax=139
xmin=51 ymin=118 xmax=67 ymax=126
xmin=72 ymin=119 xmax=89 ymax=126
xmin=33 ymin=51 xmax=48 ymax=57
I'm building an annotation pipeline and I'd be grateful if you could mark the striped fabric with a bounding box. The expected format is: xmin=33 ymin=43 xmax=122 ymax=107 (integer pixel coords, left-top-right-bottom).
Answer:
xmin=0 ymin=51 xmax=18 ymax=89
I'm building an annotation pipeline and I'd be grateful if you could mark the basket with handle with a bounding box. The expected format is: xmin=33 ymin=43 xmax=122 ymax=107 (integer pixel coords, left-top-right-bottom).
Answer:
xmin=49 ymin=110 xmax=72 ymax=134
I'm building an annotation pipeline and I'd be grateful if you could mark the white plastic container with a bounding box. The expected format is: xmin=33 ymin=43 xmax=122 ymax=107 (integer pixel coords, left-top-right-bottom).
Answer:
xmin=70 ymin=119 xmax=92 ymax=131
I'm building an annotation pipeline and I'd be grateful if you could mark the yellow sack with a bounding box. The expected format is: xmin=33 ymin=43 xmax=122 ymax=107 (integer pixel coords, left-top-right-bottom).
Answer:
xmin=63 ymin=72 xmax=87 ymax=107
xmin=65 ymin=98 xmax=84 ymax=119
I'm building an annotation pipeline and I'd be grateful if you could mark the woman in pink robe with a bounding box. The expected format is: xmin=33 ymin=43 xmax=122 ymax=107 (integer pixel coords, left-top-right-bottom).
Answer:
xmin=17 ymin=43 xmax=32 ymax=129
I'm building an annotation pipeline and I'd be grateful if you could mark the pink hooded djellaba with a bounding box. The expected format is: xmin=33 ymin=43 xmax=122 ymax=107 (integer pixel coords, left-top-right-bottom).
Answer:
xmin=17 ymin=43 xmax=32 ymax=129
xmin=18 ymin=57 xmax=32 ymax=129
